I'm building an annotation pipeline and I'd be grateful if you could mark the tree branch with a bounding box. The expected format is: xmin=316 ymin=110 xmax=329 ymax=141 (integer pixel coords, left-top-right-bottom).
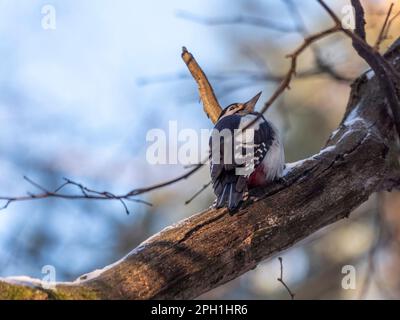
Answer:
xmin=316 ymin=0 xmax=400 ymax=140
xmin=277 ymin=257 xmax=295 ymax=300
xmin=0 ymin=176 xmax=153 ymax=215
xmin=1 ymin=37 xmax=400 ymax=299
xmin=181 ymin=47 xmax=222 ymax=124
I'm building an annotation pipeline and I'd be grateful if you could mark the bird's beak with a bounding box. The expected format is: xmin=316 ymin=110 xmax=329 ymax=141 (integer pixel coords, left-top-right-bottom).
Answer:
xmin=243 ymin=91 xmax=262 ymax=112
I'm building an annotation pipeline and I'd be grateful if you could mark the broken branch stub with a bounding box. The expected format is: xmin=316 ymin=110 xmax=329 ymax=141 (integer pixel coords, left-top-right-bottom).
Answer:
xmin=181 ymin=47 xmax=222 ymax=123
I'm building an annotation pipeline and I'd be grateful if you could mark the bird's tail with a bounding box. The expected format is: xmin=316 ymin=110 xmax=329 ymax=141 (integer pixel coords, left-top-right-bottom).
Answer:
xmin=215 ymin=182 xmax=244 ymax=212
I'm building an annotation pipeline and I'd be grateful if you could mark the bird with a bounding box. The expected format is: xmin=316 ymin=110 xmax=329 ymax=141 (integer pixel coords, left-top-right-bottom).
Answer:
xmin=209 ymin=91 xmax=285 ymax=213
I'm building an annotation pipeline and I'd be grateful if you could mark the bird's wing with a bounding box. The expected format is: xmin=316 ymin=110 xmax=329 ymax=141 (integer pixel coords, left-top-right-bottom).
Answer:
xmin=209 ymin=114 xmax=274 ymax=211
xmin=248 ymin=114 xmax=275 ymax=169
xmin=209 ymin=114 xmax=240 ymax=189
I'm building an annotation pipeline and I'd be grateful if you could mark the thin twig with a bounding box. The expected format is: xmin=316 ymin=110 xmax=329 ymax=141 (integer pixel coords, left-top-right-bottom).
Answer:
xmin=284 ymin=0 xmax=351 ymax=82
xmin=243 ymin=25 xmax=341 ymax=130
xmin=0 ymin=176 xmax=154 ymax=215
xmin=358 ymin=193 xmax=397 ymax=299
xmin=374 ymin=3 xmax=394 ymax=51
xmin=176 ymin=10 xmax=296 ymax=33
xmin=358 ymin=194 xmax=383 ymax=299
xmin=0 ymin=163 xmax=206 ymax=213
xmin=185 ymin=181 xmax=212 ymax=205
xmin=277 ymin=257 xmax=295 ymax=300
xmin=0 ymin=200 xmax=13 ymax=210
xmin=138 ymin=64 xmax=350 ymax=88
xmin=127 ymin=163 xmax=203 ymax=196
xmin=23 ymin=176 xmax=50 ymax=193
xmin=384 ymin=10 xmax=400 ymax=42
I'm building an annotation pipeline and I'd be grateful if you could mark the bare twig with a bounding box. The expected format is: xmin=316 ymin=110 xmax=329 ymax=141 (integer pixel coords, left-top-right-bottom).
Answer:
xmin=141 ymin=2 xmax=353 ymax=89
xmin=0 ymin=176 xmax=153 ymax=215
xmin=317 ymin=0 xmax=400 ymax=140
xmin=243 ymin=25 xmax=340 ymax=130
xmin=1 ymin=161 xmax=206 ymax=213
xmin=15 ymin=7 xmax=342 ymax=218
xmin=358 ymin=194 xmax=383 ymax=299
xmin=138 ymin=64 xmax=351 ymax=90
xmin=184 ymin=181 xmax=212 ymax=205
xmin=176 ymin=10 xmax=296 ymax=33
xmin=23 ymin=176 xmax=50 ymax=193
xmin=139 ymin=1 xmax=353 ymax=98
xmin=180 ymin=12 xmax=344 ymax=143
xmin=0 ymin=200 xmax=13 ymax=210
xmin=127 ymin=163 xmax=203 ymax=196
xmin=384 ymin=10 xmax=400 ymax=43
xmin=358 ymin=192 xmax=398 ymax=299
xmin=277 ymin=257 xmax=295 ymax=300
xmin=374 ymin=3 xmax=394 ymax=51
xmin=284 ymin=0 xmax=352 ymax=82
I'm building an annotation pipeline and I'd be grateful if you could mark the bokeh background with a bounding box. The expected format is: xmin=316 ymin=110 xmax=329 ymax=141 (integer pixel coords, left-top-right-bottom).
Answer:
xmin=1 ymin=0 xmax=399 ymax=299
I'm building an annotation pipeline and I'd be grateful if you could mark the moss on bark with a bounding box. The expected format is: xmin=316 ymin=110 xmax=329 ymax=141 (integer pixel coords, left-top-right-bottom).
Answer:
xmin=0 ymin=281 xmax=100 ymax=300
xmin=0 ymin=281 xmax=48 ymax=300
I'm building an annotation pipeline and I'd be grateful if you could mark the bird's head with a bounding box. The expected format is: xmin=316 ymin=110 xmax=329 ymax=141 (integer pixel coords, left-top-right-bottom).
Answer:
xmin=218 ymin=91 xmax=262 ymax=120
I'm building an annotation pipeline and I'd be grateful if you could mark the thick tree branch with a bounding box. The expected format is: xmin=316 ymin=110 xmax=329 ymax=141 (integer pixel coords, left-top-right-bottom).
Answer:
xmin=1 ymin=37 xmax=400 ymax=300
xmin=181 ymin=47 xmax=222 ymax=123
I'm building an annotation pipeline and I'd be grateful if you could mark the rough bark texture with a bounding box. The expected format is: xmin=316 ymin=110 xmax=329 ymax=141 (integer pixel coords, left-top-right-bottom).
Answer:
xmin=1 ymin=38 xmax=400 ymax=300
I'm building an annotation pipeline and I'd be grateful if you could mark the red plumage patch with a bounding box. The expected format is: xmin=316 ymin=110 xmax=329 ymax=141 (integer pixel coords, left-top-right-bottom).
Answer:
xmin=248 ymin=164 xmax=266 ymax=188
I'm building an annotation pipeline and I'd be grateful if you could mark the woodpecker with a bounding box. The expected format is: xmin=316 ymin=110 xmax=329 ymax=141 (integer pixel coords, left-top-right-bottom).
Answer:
xmin=209 ymin=92 xmax=285 ymax=212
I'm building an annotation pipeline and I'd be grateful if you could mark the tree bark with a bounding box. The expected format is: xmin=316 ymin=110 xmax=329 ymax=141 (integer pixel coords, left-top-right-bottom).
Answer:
xmin=1 ymin=38 xmax=400 ymax=300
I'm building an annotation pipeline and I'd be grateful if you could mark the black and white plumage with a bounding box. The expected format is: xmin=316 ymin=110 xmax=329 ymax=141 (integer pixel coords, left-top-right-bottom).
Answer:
xmin=209 ymin=92 xmax=285 ymax=212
